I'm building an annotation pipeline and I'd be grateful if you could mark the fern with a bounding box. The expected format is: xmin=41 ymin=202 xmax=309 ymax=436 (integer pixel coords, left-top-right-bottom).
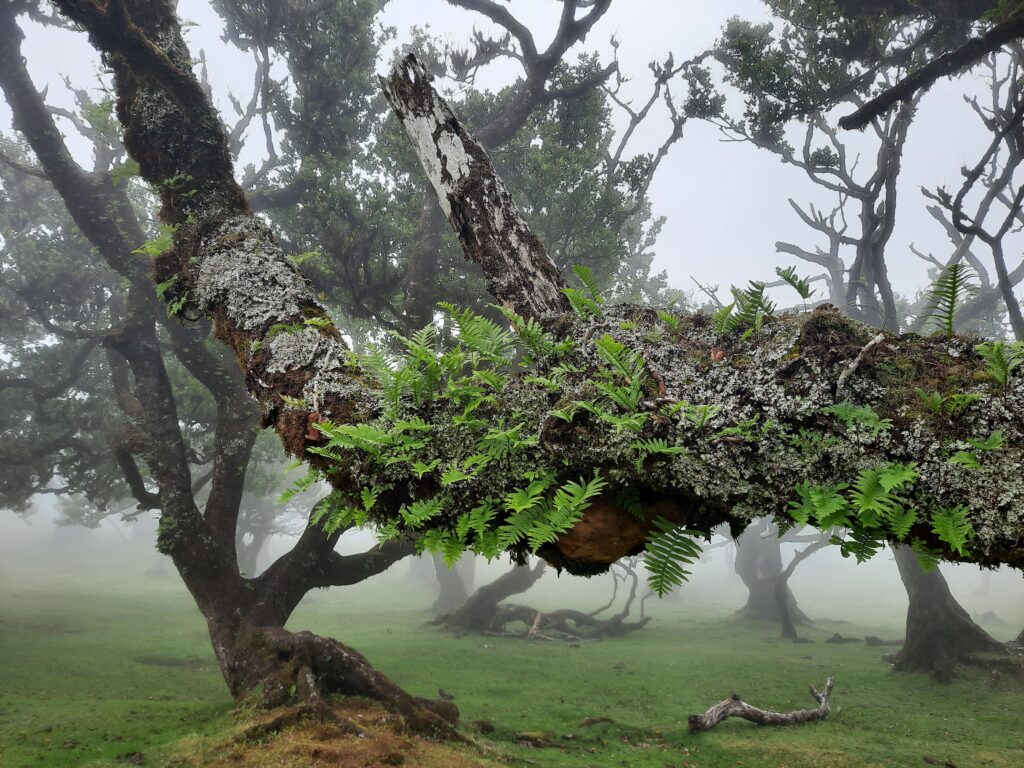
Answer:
xmin=714 ymin=281 xmax=776 ymax=335
xmin=479 ymin=423 xmax=536 ymax=459
xmin=823 ymin=402 xmax=892 ymax=436
xmin=657 ymin=310 xmax=683 ymax=333
xmin=400 ymin=497 xmax=443 ymax=529
xmin=887 ymin=506 xmax=917 ymax=541
xmin=632 ymin=438 xmax=686 ymax=457
xmin=593 ymin=334 xmax=646 ymax=381
xmin=924 ymin=262 xmax=978 ymax=337
xmin=776 ymin=266 xmax=815 ymax=301
xmin=643 ymin=518 xmax=705 ymax=597
xmin=684 ymin=403 xmax=720 ymax=429
xmin=563 ymin=265 xmax=605 ymax=318
xmin=914 ymin=388 xmax=944 ymax=414
xmin=910 ymin=540 xmax=942 ymax=572
xmin=931 ymin=506 xmax=973 ymax=557
xmin=950 ymin=430 xmax=1003 ymax=469
xmin=788 ymin=480 xmax=850 ymax=528
xmin=975 ymin=340 xmax=1024 ymax=391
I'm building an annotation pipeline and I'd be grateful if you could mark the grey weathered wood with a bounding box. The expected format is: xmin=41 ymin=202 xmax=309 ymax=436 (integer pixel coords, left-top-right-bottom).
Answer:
xmin=688 ymin=678 xmax=834 ymax=732
xmin=381 ymin=54 xmax=571 ymax=322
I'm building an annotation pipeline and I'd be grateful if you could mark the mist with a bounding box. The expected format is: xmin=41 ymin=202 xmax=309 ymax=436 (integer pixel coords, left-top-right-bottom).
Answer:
xmin=4 ymin=1 xmax=1024 ymax=767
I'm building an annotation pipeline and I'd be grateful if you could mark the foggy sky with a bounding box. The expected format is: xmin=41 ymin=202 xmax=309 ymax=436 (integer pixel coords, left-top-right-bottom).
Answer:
xmin=0 ymin=1 xmax=1005 ymax=308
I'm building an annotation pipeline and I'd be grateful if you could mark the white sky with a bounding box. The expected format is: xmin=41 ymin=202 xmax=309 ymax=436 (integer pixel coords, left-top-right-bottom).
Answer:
xmin=0 ymin=1 xmax=1003 ymax=304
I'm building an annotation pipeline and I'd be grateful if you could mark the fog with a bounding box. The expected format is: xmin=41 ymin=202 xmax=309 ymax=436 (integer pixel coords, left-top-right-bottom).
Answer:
xmin=3 ymin=1 xmax=1024 ymax=766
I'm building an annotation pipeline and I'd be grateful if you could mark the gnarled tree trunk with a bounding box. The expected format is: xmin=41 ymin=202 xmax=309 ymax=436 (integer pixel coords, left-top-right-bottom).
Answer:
xmin=432 ymin=560 xmax=547 ymax=633
xmin=735 ymin=520 xmax=809 ymax=625
xmin=892 ymin=546 xmax=1005 ymax=681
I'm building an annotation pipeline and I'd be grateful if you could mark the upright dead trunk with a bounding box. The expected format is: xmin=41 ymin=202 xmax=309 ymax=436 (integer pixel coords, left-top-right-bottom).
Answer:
xmin=892 ymin=546 xmax=1005 ymax=681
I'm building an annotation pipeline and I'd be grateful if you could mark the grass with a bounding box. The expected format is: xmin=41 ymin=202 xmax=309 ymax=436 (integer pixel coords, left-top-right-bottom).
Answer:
xmin=1 ymin=562 xmax=1023 ymax=768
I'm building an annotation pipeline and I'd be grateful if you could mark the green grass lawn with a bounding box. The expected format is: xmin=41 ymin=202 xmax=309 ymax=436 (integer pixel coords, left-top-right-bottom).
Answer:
xmin=1 ymin=568 xmax=1022 ymax=768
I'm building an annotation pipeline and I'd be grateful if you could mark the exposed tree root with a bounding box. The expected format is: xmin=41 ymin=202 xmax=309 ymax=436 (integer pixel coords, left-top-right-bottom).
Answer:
xmin=688 ymin=678 xmax=835 ymax=732
xmin=232 ymin=627 xmax=461 ymax=739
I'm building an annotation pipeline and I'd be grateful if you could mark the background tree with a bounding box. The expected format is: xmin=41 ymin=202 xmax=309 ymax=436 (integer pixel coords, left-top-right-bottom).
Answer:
xmin=709 ymin=3 xmax=1018 ymax=676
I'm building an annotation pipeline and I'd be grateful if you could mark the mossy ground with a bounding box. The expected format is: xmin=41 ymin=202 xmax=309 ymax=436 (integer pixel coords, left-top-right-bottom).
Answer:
xmin=1 ymin=563 xmax=1022 ymax=768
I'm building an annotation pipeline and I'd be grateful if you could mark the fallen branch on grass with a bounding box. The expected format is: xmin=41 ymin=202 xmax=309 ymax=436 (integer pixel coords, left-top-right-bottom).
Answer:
xmin=688 ymin=678 xmax=835 ymax=732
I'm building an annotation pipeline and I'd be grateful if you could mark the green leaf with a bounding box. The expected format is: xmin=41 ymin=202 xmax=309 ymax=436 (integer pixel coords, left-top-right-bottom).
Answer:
xmin=400 ymin=497 xmax=443 ymax=529
xmin=411 ymin=459 xmax=441 ymax=478
xmin=924 ymin=262 xmax=977 ymax=338
xmin=775 ymin=266 xmax=815 ymax=300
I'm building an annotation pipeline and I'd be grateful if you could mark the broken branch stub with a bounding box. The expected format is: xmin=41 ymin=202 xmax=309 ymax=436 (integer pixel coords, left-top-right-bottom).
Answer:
xmin=380 ymin=54 xmax=571 ymax=322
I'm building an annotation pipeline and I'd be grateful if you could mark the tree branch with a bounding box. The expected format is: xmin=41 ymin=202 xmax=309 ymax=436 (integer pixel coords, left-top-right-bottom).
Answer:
xmin=840 ymin=15 xmax=1024 ymax=129
xmin=381 ymin=54 xmax=570 ymax=321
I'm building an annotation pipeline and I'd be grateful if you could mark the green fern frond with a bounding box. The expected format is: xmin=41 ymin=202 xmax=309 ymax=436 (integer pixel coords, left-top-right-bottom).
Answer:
xmin=924 ymin=262 xmax=978 ymax=338
xmin=776 ymin=266 xmax=815 ymax=300
xmin=644 ymin=518 xmax=705 ymax=597
xmin=931 ymin=505 xmax=973 ymax=557
xmin=975 ymin=340 xmax=1024 ymax=391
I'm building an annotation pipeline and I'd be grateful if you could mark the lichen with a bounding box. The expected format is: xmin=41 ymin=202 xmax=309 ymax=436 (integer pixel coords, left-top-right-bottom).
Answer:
xmin=193 ymin=216 xmax=316 ymax=331
xmin=309 ymin=303 xmax=1024 ymax=574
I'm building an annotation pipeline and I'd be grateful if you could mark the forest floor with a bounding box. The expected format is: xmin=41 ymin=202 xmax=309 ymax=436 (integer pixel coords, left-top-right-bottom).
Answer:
xmin=1 ymin=564 xmax=1023 ymax=768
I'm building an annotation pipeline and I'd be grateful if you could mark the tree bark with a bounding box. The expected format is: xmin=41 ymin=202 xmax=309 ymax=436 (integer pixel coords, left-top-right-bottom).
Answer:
xmin=892 ymin=546 xmax=1006 ymax=681
xmin=688 ymin=678 xmax=834 ymax=732
xmin=380 ymin=55 xmax=571 ymax=322
xmin=735 ymin=521 xmax=809 ymax=625
xmin=430 ymin=554 xmax=473 ymax=614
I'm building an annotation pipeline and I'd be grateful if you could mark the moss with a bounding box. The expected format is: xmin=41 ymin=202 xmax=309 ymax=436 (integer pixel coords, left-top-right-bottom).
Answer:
xmin=298 ymin=303 xmax=1024 ymax=574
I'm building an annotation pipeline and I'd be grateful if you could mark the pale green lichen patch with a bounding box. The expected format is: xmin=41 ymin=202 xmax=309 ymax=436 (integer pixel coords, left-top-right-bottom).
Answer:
xmin=194 ymin=216 xmax=316 ymax=332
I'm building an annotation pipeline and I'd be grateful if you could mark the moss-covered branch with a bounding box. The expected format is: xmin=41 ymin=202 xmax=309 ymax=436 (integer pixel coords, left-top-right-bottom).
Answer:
xmin=300 ymin=301 xmax=1024 ymax=576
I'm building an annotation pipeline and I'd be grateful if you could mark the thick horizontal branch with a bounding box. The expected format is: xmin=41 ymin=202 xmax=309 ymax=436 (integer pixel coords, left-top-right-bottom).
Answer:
xmin=840 ymin=15 xmax=1024 ymax=129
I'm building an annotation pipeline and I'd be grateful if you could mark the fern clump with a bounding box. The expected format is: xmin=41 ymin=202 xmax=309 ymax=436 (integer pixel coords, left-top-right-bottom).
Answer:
xmin=713 ymin=281 xmax=776 ymax=336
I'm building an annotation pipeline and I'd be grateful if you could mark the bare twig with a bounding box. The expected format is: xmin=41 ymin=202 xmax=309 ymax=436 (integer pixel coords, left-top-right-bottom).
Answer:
xmin=836 ymin=334 xmax=885 ymax=399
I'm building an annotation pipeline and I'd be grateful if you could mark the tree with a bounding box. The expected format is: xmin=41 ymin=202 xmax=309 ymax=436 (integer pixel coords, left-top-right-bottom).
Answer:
xmin=733 ymin=519 xmax=811 ymax=626
xmin=713 ymin=6 xmax=1017 ymax=673
xmin=14 ymin=0 xmax=1024 ymax=732
xmin=1 ymin=0 xmax=697 ymax=732
xmin=891 ymin=545 xmax=1005 ymax=681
